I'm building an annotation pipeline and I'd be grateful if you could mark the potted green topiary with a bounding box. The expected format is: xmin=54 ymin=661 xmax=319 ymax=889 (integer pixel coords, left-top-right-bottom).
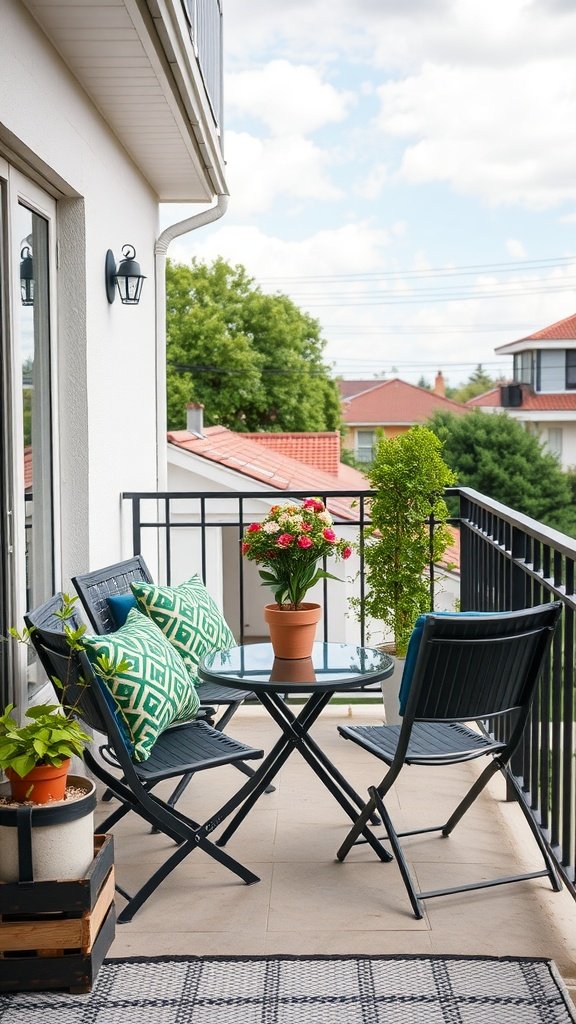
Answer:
xmin=361 ymin=426 xmax=456 ymax=658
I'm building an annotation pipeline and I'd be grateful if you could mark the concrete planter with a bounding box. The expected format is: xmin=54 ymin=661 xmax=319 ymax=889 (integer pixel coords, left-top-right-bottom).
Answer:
xmin=0 ymin=775 xmax=96 ymax=883
xmin=380 ymin=652 xmax=405 ymax=726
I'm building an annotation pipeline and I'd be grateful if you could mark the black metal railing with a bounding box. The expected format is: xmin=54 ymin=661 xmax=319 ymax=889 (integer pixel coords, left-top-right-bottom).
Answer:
xmin=122 ymin=484 xmax=576 ymax=896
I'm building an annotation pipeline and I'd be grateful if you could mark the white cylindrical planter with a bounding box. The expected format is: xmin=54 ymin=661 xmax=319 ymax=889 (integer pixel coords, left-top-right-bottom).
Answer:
xmin=0 ymin=775 xmax=96 ymax=883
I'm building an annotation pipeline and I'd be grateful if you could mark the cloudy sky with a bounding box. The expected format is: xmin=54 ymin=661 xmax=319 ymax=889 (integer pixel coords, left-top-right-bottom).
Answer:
xmin=164 ymin=0 xmax=576 ymax=387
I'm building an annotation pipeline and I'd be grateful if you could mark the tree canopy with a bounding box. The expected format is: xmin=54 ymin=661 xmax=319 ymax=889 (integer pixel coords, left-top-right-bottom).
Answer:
xmin=427 ymin=409 xmax=576 ymax=536
xmin=166 ymin=257 xmax=342 ymax=433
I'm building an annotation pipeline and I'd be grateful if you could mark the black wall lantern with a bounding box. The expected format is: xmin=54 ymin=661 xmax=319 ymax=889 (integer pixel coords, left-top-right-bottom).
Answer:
xmin=105 ymin=244 xmax=146 ymax=305
xmin=20 ymin=244 xmax=34 ymax=307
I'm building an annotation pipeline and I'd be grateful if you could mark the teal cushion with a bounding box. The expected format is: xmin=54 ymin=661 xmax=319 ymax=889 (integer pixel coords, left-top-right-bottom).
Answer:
xmin=130 ymin=577 xmax=235 ymax=681
xmin=107 ymin=592 xmax=137 ymax=628
xmin=81 ymin=608 xmax=200 ymax=762
xmin=398 ymin=611 xmax=507 ymax=714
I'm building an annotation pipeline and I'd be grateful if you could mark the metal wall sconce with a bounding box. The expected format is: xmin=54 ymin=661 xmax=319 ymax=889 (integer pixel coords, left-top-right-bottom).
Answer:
xmin=20 ymin=245 xmax=34 ymax=306
xmin=105 ymin=244 xmax=146 ymax=305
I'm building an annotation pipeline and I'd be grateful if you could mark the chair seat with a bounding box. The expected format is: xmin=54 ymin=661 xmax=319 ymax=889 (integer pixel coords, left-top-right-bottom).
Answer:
xmin=196 ymin=681 xmax=255 ymax=705
xmin=339 ymin=721 xmax=504 ymax=766
xmin=128 ymin=720 xmax=263 ymax=782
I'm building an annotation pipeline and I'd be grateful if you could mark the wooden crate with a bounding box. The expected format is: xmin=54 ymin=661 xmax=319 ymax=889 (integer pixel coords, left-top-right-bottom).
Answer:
xmin=0 ymin=834 xmax=115 ymax=994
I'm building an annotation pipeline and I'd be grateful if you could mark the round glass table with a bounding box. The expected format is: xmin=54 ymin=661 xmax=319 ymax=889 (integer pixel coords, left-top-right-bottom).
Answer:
xmin=200 ymin=642 xmax=394 ymax=859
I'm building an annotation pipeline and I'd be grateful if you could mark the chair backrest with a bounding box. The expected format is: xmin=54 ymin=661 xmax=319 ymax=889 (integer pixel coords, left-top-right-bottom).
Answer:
xmin=402 ymin=603 xmax=562 ymax=747
xmin=72 ymin=555 xmax=153 ymax=634
xmin=24 ymin=594 xmax=108 ymax=736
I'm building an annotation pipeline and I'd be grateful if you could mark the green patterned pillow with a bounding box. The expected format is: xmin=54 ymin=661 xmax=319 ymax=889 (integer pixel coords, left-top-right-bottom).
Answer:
xmin=130 ymin=576 xmax=235 ymax=679
xmin=81 ymin=608 xmax=200 ymax=762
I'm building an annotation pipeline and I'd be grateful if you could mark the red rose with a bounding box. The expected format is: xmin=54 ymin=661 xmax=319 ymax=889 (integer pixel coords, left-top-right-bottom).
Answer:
xmin=247 ymin=523 xmax=261 ymax=533
xmin=301 ymin=521 xmax=312 ymax=532
xmin=342 ymin=546 xmax=352 ymax=560
xmin=297 ymin=536 xmax=313 ymax=549
xmin=323 ymin=528 xmax=336 ymax=542
xmin=241 ymin=542 xmax=250 ymax=555
xmin=277 ymin=533 xmax=294 ymax=547
xmin=303 ymin=498 xmax=324 ymax=512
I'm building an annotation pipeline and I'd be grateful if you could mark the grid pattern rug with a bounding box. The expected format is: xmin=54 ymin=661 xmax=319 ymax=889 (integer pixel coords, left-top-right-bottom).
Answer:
xmin=1 ymin=954 xmax=575 ymax=1023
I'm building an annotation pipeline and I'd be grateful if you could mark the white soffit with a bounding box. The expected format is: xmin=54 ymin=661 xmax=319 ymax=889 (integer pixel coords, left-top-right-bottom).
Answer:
xmin=22 ymin=0 xmax=226 ymax=201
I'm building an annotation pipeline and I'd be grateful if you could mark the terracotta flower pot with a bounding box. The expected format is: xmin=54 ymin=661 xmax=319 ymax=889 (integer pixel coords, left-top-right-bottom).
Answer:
xmin=5 ymin=758 xmax=71 ymax=804
xmin=264 ymin=603 xmax=322 ymax=660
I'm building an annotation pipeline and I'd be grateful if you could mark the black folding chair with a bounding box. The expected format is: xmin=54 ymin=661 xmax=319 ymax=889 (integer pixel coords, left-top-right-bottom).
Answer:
xmin=72 ymin=558 xmax=269 ymax=804
xmin=24 ymin=594 xmax=264 ymax=924
xmin=336 ymin=603 xmax=563 ymax=919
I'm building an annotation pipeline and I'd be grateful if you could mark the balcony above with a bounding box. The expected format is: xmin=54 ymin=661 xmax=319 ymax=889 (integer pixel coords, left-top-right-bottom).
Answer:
xmin=22 ymin=0 xmax=226 ymax=201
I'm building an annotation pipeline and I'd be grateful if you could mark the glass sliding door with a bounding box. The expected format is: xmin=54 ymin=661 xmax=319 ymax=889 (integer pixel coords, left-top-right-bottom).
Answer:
xmin=0 ymin=168 xmax=56 ymax=705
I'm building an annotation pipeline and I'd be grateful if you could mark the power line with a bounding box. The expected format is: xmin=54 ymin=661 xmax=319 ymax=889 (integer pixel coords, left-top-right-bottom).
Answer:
xmin=258 ymin=255 xmax=576 ymax=284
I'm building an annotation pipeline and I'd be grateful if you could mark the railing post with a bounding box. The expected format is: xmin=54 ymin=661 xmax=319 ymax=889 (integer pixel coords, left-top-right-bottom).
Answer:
xmin=510 ymin=526 xmax=527 ymax=610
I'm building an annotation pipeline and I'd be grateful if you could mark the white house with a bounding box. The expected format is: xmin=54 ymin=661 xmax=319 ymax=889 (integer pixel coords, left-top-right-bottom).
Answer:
xmin=468 ymin=313 xmax=576 ymax=469
xmin=0 ymin=0 xmax=227 ymax=711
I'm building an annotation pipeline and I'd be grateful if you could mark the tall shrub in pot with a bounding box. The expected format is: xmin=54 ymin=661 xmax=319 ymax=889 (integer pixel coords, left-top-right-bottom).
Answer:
xmin=363 ymin=426 xmax=456 ymax=657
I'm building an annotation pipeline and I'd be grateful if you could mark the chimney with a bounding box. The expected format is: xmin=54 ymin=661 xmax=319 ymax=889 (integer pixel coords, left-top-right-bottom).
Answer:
xmin=433 ymin=371 xmax=445 ymax=397
xmin=186 ymin=402 xmax=204 ymax=437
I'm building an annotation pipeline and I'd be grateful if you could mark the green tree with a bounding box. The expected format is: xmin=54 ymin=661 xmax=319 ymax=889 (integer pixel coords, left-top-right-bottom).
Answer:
xmin=166 ymin=258 xmax=342 ymax=432
xmin=450 ymin=364 xmax=500 ymax=403
xmin=427 ymin=409 xmax=576 ymax=536
xmin=362 ymin=427 xmax=456 ymax=655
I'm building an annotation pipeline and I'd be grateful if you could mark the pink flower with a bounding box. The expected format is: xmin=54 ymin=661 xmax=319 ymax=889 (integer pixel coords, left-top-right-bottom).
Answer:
xmin=300 ymin=521 xmax=312 ymax=532
xmin=342 ymin=546 xmax=352 ymax=560
xmin=247 ymin=523 xmax=261 ymax=533
xmin=323 ymin=528 xmax=336 ymax=542
xmin=277 ymin=533 xmax=294 ymax=547
xmin=297 ymin=535 xmax=313 ymax=549
xmin=241 ymin=542 xmax=250 ymax=555
xmin=303 ymin=498 xmax=324 ymax=512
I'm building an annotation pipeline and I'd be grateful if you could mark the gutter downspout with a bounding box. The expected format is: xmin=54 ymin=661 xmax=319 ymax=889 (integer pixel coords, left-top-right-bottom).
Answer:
xmin=153 ymin=193 xmax=229 ymax=491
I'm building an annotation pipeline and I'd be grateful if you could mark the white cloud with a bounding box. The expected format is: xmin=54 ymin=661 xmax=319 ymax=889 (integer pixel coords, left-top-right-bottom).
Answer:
xmin=376 ymin=59 xmax=576 ymax=208
xmin=506 ymin=239 xmax=527 ymax=259
xmin=222 ymin=130 xmax=343 ymax=217
xmin=226 ymin=60 xmax=353 ymax=136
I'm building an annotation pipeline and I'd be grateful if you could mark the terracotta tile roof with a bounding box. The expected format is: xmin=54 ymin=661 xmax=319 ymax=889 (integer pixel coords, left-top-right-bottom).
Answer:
xmin=440 ymin=527 xmax=460 ymax=573
xmin=466 ymin=388 xmax=501 ymax=407
xmin=515 ymin=312 xmax=576 ymax=343
xmin=24 ymin=446 xmax=32 ymax=492
xmin=467 ymin=387 xmax=576 ymax=411
xmin=243 ymin=432 xmax=341 ymax=475
xmin=338 ymin=380 xmax=384 ymax=400
xmin=342 ymin=377 xmax=469 ymax=425
xmin=167 ymin=426 xmax=370 ymax=520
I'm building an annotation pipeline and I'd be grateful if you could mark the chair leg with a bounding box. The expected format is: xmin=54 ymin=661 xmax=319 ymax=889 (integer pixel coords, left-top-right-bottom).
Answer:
xmin=370 ymin=786 xmax=424 ymax=920
xmin=336 ymin=791 xmax=393 ymax=863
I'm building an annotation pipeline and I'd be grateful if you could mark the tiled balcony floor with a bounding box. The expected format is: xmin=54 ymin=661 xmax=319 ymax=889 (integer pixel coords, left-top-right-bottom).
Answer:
xmin=99 ymin=703 xmax=576 ymax=997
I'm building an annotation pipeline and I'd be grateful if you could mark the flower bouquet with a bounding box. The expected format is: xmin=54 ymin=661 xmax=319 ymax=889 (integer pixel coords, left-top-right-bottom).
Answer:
xmin=241 ymin=498 xmax=352 ymax=610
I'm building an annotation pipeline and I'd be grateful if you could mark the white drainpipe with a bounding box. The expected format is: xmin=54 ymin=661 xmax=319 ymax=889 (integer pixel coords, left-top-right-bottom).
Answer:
xmin=153 ymin=194 xmax=229 ymax=490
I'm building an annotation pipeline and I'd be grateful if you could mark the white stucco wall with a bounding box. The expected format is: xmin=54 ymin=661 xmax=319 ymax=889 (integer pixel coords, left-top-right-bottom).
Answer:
xmin=1 ymin=2 xmax=161 ymax=586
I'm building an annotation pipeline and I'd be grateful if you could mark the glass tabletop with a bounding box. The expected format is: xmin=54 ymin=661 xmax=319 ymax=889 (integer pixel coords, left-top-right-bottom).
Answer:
xmin=199 ymin=642 xmax=395 ymax=694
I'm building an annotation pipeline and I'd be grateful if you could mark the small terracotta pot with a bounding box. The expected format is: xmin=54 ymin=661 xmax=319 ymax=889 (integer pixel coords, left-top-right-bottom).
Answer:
xmin=264 ymin=603 xmax=322 ymax=660
xmin=6 ymin=758 xmax=71 ymax=804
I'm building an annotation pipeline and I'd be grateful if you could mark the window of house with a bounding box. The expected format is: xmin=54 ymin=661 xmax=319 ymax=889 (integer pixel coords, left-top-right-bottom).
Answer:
xmin=566 ymin=351 xmax=576 ymax=390
xmin=546 ymin=428 xmax=563 ymax=461
xmin=356 ymin=430 xmax=376 ymax=463
xmin=514 ymin=351 xmax=533 ymax=386
xmin=537 ymin=350 xmax=564 ymax=393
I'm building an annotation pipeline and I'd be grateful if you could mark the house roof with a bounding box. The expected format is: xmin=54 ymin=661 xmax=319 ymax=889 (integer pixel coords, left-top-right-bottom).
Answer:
xmin=338 ymin=380 xmax=385 ymax=400
xmin=467 ymin=388 xmax=576 ymax=411
xmin=496 ymin=313 xmax=576 ymax=354
xmin=341 ymin=377 xmax=468 ymax=425
xmin=243 ymin=432 xmax=341 ymax=476
xmin=167 ymin=426 xmax=370 ymax=520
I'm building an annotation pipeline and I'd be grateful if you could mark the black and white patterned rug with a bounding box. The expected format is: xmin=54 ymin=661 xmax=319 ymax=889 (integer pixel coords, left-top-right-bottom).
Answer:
xmin=1 ymin=954 xmax=575 ymax=1023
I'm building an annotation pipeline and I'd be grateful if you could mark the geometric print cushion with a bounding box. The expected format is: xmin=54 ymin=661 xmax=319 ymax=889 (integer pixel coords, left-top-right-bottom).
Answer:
xmin=80 ymin=608 xmax=200 ymax=762
xmin=130 ymin=576 xmax=236 ymax=682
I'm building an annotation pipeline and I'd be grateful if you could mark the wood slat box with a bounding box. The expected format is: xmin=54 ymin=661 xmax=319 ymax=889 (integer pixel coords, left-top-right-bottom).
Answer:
xmin=0 ymin=834 xmax=115 ymax=994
